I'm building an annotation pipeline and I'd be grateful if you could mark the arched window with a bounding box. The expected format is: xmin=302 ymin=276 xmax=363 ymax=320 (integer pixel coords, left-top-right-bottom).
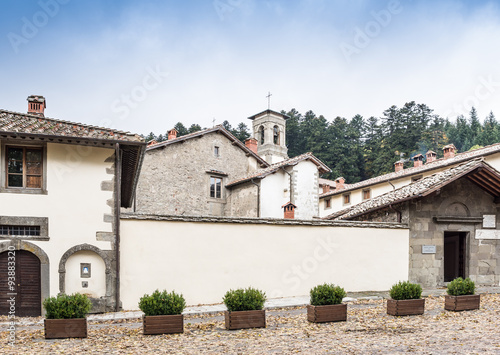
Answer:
xmin=259 ymin=126 xmax=265 ymax=144
xmin=273 ymin=125 xmax=279 ymax=145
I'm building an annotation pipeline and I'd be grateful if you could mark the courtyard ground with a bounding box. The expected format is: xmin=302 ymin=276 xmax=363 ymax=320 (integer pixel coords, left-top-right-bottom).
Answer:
xmin=1 ymin=293 xmax=500 ymax=354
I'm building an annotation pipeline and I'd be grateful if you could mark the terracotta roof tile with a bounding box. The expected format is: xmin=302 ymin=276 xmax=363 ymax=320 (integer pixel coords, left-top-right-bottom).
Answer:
xmin=0 ymin=109 xmax=143 ymax=142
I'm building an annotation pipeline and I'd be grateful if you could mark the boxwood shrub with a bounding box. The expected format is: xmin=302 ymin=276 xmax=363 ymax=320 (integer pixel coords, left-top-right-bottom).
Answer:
xmin=139 ymin=290 xmax=186 ymax=316
xmin=447 ymin=277 xmax=475 ymax=296
xmin=389 ymin=281 xmax=422 ymax=300
xmin=310 ymin=283 xmax=346 ymax=306
xmin=43 ymin=293 xmax=92 ymax=319
xmin=223 ymin=287 xmax=266 ymax=312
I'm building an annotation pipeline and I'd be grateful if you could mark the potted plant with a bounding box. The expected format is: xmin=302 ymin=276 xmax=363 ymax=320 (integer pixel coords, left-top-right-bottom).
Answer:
xmin=307 ymin=283 xmax=347 ymax=323
xmin=387 ymin=281 xmax=425 ymax=316
xmin=139 ymin=289 xmax=186 ymax=335
xmin=43 ymin=293 xmax=92 ymax=339
xmin=445 ymin=277 xmax=480 ymax=311
xmin=223 ymin=287 xmax=266 ymax=330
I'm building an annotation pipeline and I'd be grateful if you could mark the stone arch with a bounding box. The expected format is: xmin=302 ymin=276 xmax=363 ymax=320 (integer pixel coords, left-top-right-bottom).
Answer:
xmin=58 ymin=244 xmax=114 ymax=311
xmin=439 ymin=200 xmax=470 ymax=217
xmin=0 ymin=240 xmax=50 ymax=313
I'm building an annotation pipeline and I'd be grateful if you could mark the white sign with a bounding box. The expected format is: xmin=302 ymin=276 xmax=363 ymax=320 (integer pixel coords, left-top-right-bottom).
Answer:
xmin=422 ymin=245 xmax=436 ymax=254
xmin=483 ymin=215 xmax=496 ymax=228
xmin=476 ymin=229 xmax=500 ymax=240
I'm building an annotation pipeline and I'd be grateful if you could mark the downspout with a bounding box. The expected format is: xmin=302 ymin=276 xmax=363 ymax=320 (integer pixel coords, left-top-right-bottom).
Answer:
xmin=250 ymin=178 xmax=260 ymax=217
xmin=114 ymin=143 xmax=122 ymax=312
xmin=388 ymin=180 xmax=396 ymax=190
xmin=280 ymin=166 xmax=294 ymax=204
xmin=389 ymin=204 xmax=402 ymax=223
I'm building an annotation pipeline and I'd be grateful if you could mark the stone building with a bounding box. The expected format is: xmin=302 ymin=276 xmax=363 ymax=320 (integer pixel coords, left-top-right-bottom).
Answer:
xmin=326 ymin=158 xmax=500 ymax=288
xmin=132 ymin=109 xmax=330 ymax=219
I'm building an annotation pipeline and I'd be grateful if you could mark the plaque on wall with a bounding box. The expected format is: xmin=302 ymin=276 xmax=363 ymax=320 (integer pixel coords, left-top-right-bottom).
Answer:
xmin=422 ymin=245 xmax=436 ymax=254
xmin=482 ymin=215 xmax=496 ymax=228
xmin=476 ymin=229 xmax=500 ymax=240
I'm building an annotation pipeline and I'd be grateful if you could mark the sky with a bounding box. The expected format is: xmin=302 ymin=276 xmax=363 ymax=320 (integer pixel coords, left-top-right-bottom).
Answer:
xmin=1 ymin=0 xmax=500 ymax=136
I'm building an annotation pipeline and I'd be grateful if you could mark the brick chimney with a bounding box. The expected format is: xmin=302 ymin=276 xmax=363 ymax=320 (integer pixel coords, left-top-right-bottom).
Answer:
xmin=147 ymin=139 xmax=158 ymax=146
xmin=322 ymin=184 xmax=331 ymax=193
xmin=443 ymin=144 xmax=456 ymax=159
xmin=394 ymin=160 xmax=404 ymax=172
xmin=167 ymin=129 xmax=178 ymax=140
xmin=426 ymin=150 xmax=437 ymax=163
xmin=335 ymin=177 xmax=345 ymax=190
xmin=413 ymin=154 xmax=424 ymax=168
xmin=282 ymin=202 xmax=297 ymax=219
xmin=27 ymin=95 xmax=46 ymax=117
xmin=245 ymin=138 xmax=258 ymax=154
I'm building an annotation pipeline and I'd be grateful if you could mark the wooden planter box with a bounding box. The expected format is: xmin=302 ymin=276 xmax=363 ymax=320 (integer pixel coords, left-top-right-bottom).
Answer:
xmin=445 ymin=294 xmax=480 ymax=312
xmin=387 ymin=298 xmax=425 ymax=316
xmin=307 ymin=304 xmax=347 ymax=323
xmin=143 ymin=314 xmax=184 ymax=335
xmin=44 ymin=318 xmax=87 ymax=339
xmin=224 ymin=310 xmax=266 ymax=330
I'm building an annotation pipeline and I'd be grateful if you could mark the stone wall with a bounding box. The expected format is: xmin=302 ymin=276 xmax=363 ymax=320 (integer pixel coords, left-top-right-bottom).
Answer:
xmin=134 ymin=132 xmax=260 ymax=216
xmin=225 ymin=182 xmax=259 ymax=217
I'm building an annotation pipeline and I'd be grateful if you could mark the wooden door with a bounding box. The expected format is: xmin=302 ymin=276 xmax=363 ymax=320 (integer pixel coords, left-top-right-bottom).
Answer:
xmin=0 ymin=250 xmax=41 ymax=317
xmin=444 ymin=232 xmax=466 ymax=282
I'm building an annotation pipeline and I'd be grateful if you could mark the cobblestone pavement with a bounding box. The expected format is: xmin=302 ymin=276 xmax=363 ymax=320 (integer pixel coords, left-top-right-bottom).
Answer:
xmin=1 ymin=294 xmax=500 ymax=354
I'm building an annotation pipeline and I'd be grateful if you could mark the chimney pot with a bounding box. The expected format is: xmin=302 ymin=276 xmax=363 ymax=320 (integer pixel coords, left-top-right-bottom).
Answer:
xmin=335 ymin=177 xmax=345 ymax=190
xmin=413 ymin=154 xmax=424 ymax=168
xmin=245 ymin=138 xmax=258 ymax=154
xmin=282 ymin=202 xmax=297 ymax=219
xmin=394 ymin=160 xmax=404 ymax=172
xmin=27 ymin=95 xmax=46 ymax=117
xmin=322 ymin=184 xmax=331 ymax=193
xmin=167 ymin=128 xmax=178 ymax=140
xmin=443 ymin=144 xmax=456 ymax=159
xmin=426 ymin=150 xmax=437 ymax=163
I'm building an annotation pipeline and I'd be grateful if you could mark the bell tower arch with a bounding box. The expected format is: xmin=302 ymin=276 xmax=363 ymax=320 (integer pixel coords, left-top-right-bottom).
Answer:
xmin=248 ymin=109 xmax=289 ymax=164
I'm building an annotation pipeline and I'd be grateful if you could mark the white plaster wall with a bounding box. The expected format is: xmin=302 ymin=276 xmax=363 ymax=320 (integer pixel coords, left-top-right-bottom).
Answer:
xmin=0 ymin=143 xmax=114 ymax=298
xmin=293 ymin=161 xmax=318 ymax=219
xmin=65 ymin=251 xmax=106 ymax=297
xmin=260 ymin=172 xmax=289 ymax=218
xmin=120 ymin=219 xmax=409 ymax=309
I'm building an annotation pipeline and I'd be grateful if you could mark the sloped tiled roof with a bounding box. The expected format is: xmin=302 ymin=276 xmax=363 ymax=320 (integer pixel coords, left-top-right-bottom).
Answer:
xmin=320 ymin=142 xmax=500 ymax=199
xmin=326 ymin=158 xmax=500 ymax=220
xmin=0 ymin=109 xmax=143 ymax=142
xmin=227 ymin=152 xmax=331 ymax=187
xmin=147 ymin=125 xmax=269 ymax=167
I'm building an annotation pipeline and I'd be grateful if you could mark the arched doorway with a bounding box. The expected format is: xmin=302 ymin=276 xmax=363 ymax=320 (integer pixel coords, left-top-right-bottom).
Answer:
xmin=0 ymin=250 xmax=41 ymax=317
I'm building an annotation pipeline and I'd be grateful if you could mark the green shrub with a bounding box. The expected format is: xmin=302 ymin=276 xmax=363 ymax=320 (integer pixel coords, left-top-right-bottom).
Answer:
xmin=139 ymin=289 xmax=186 ymax=316
xmin=310 ymin=283 xmax=346 ymax=306
xmin=43 ymin=293 xmax=92 ymax=319
xmin=447 ymin=277 xmax=475 ymax=296
xmin=389 ymin=281 xmax=422 ymax=300
xmin=223 ymin=287 xmax=266 ymax=312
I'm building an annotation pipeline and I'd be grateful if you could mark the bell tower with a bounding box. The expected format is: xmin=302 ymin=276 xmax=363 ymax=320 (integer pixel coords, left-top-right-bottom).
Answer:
xmin=248 ymin=109 xmax=289 ymax=164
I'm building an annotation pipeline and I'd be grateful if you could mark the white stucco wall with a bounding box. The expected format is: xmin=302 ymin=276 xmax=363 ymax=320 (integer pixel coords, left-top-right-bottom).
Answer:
xmin=120 ymin=218 xmax=409 ymax=310
xmin=0 ymin=143 xmax=114 ymax=299
xmin=293 ymin=161 xmax=319 ymax=219
xmin=65 ymin=251 xmax=106 ymax=297
xmin=260 ymin=171 xmax=289 ymax=218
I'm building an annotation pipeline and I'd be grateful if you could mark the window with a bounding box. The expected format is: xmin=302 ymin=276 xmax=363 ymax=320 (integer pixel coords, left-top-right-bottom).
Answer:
xmin=259 ymin=126 xmax=265 ymax=144
xmin=210 ymin=177 xmax=222 ymax=198
xmin=6 ymin=146 xmax=43 ymax=189
xmin=343 ymin=193 xmax=351 ymax=205
xmin=0 ymin=225 xmax=41 ymax=236
xmin=362 ymin=189 xmax=371 ymax=200
xmin=273 ymin=125 xmax=280 ymax=145
xmin=325 ymin=198 xmax=331 ymax=208
xmin=411 ymin=174 xmax=423 ymax=182
xmin=214 ymin=146 xmax=220 ymax=157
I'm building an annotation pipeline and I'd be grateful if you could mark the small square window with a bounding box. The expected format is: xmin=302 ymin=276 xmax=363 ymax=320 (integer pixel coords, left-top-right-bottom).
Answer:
xmin=362 ymin=189 xmax=371 ymax=200
xmin=343 ymin=193 xmax=350 ymax=205
xmin=214 ymin=146 xmax=220 ymax=157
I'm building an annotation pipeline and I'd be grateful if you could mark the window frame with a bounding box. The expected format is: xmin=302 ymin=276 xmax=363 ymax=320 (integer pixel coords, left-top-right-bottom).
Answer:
xmin=343 ymin=193 xmax=351 ymax=205
xmin=362 ymin=188 xmax=371 ymax=201
xmin=0 ymin=216 xmax=49 ymax=241
xmin=1 ymin=141 xmax=47 ymax=194
xmin=325 ymin=198 xmax=331 ymax=209
xmin=209 ymin=176 xmax=223 ymax=199
xmin=214 ymin=146 xmax=220 ymax=157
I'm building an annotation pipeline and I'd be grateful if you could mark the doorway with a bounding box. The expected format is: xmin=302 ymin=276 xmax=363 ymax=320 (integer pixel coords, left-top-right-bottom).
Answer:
xmin=0 ymin=250 xmax=41 ymax=317
xmin=444 ymin=232 xmax=467 ymax=282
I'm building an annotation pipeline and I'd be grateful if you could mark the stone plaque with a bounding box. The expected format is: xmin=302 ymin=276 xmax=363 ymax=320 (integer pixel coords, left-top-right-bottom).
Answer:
xmin=422 ymin=245 xmax=436 ymax=254
xmin=483 ymin=215 xmax=496 ymax=228
xmin=476 ymin=229 xmax=500 ymax=240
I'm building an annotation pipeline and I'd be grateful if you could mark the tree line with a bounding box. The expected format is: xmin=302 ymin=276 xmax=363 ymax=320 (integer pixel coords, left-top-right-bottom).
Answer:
xmin=144 ymin=102 xmax=500 ymax=183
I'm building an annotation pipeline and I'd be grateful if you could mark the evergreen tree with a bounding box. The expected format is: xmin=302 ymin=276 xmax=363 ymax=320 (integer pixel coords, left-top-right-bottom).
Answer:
xmin=188 ymin=124 xmax=202 ymax=133
xmin=173 ymin=122 xmax=188 ymax=137
xmin=232 ymin=122 xmax=251 ymax=142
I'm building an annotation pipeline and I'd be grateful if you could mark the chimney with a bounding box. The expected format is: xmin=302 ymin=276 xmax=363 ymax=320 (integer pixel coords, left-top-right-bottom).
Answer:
xmin=394 ymin=160 xmax=404 ymax=172
xmin=282 ymin=202 xmax=297 ymax=219
xmin=443 ymin=144 xmax=456 ymax=159
xmin=245 ymin=138 xmax=258 ymax=154
xmin=167 ymin=128 xmax=178 ymax=140
xmin=322 ymin=184 xmax=331 ymax=193
xmin=147 ymin=139 xmax=158 ymax=146
xmin=335 ymin=177 xmax=345 ymax=191
xmin=413 ymin=154 xmax=424 ymax=168
xmin=426 ymin=150 xmax=437 ymax=163
xmin=27 ymin=95 xmax=46 ymax=117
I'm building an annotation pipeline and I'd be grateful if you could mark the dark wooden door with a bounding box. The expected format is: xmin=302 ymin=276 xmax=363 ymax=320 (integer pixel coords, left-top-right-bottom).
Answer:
xmin=444 ymin=232 xmax=466 ymax=282
xmin=0 ymin=250 xmax=41 ymax=317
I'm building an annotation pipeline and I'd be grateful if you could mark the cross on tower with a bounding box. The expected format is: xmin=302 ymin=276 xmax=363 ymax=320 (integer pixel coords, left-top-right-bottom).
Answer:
xmin=266 ymin=92 xmax=272 ymax=110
